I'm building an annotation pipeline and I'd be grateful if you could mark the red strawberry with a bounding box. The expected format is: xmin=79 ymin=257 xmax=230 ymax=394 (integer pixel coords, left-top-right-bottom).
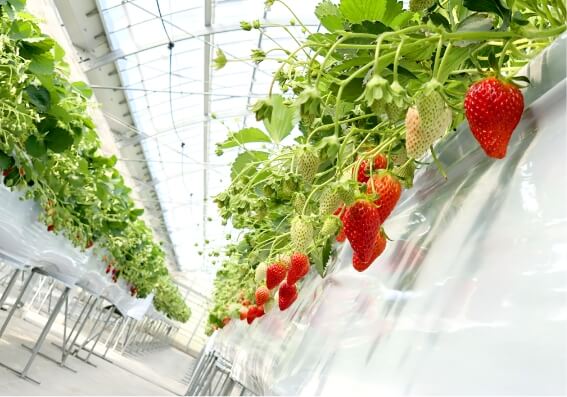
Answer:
xmin=287 ymin=252 xmax=310 ymax=284
xmin=105 ymin=265 xmax=111 ymax=274
xmin=335 ymin=206 xmax=347 ymax=243
xmin=256 ymin=305 xmax=265 ymax=317
xmin=336 ymin=228 xmax=346 ymax=242
xmin=352 ymin=230 xmax=387 ymax=272
xmin=2 ymin=166 xmax=13 ymax=177
xmin=266 ymin=261 xmax=287 ymax=290
xmin=239 ymin=306 xmax=248 ymax=320
xmin=356 ymin=154 xmax=388 ymax=183
xmin=255 ymin=286 xmax=270 ymax=306
xmin=47 ymin=224 xmax=55 ymax=232
xmin=464 ymin=76 xmax=524 ymax=159
xmin=278 ymin=281 xmax=298 ymax=311
xmin=366 ymin=173 xmax=402 ymax=222
xmin=246 ymin=305 xmax=258 ymax=324
xmin=343 ymin=199 xmax=382 ymax=261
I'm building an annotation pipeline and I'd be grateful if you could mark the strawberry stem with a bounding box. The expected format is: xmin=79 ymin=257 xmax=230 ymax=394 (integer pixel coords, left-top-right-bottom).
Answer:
xmin=430 ymin=145 xmax=447 ymax=180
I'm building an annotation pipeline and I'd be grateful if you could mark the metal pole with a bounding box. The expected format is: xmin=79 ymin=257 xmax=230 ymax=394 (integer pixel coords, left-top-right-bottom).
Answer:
xmin=20 ymin=287 xmax=70 ymax=378
xmin=0 ymin=268 xmax=20 ymax=309
xmin=75 ymin=299 xmax=105 ymax=356
xmin=83 ymin=306 xmax=114 ymax=362
xmin=62 ymin=295 xmax=93 ymax=351
xmin=0 ymin=271 xmax=35 ymax=338
xmin=103 ymin=316 xmax=123 ymax=358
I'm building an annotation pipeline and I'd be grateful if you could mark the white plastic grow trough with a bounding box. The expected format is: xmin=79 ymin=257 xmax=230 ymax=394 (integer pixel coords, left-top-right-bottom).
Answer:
xmin=212 ymin=34 xmax=567 ymax=396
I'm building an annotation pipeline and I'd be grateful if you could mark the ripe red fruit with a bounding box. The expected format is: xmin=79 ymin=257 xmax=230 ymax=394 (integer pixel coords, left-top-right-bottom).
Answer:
xmin=247 ymin=305 xmax=258 ymax=324
xmin=356 ymin=154 xmax=388 ymax=183
xmin=105 ymin=265 xmax=111 ymax=274
xmin=255 ymin=286 xmax=270 ymax=306
xmin=366 ymin=173 xmax=402 ymax=222
xmin=256 ymin=305 xmax=265 ymax=317
xmin=335 ymin=206 xmax=347 ymax=242
xmin=239 ymin=306 xmax=248 ymax=320
xmin=336 ymin=228 xmax=346 ymax=242
xmin=2 ymin=166 xmax=13 ymax=177
xmin=47 ymin=224 xmax=55 ymax=232
xmin=352 ymin=231 xmax=387 ymax=272
xmin=278 ymin=281 xmax=298 ymax=311
xmin=86 ymin=240 xmax=94 ymax=249
xmin=287 ymin=252 xmax=310 ymax=285
xmin=266 ymin=261 xmax=287 ymax=290
xmin=464 ymin=77 xmax=524 ymax=159
xmin=343 ymin=199 xmax=382 ymax=262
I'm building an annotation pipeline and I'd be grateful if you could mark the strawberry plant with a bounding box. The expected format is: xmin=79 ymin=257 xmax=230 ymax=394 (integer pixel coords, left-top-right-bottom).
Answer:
xmin=207 ymin=0 xmax=565 ymax=330
xmin=0 ymin=1 xmax=189 ymax=322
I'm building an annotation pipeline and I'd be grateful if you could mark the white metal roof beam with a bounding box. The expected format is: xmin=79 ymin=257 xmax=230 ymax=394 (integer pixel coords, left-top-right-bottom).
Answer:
xmin=85 ymin=20 xmax=317 ymax=70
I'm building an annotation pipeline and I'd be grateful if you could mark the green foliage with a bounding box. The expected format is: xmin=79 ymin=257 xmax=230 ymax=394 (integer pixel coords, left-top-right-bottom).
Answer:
xmin=207 ymin=0 xmax=565 ymax=330
xmin=0 ymin=1 xmax=189 ymax=322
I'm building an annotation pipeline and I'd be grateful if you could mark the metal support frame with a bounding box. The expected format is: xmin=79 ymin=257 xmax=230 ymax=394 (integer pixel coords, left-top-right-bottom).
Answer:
xmin=76 ymin=304 xmax=114 ymax=364
xmin=0 ymin=285 xmax=71 ymax=384
xmin=0 ymin=270 xmax=35 ymax=339
xmin=0 ymin=268 xmax=21 ymax=310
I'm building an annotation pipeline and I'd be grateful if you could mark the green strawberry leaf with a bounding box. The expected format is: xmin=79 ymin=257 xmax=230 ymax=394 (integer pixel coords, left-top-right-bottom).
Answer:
xmin=45 ymin=127 xmax=74 ymax=153
xmin=8 ymin=19 xmax=36 ymax=40
xmin=218 ymin=127 xmax=272 ymax=149
xmin=429 ymin=12 xmax=451 ymax=31
xmin=263 ymin=94 xmax=295 ymax=143
xmin=463 ymin=0 xmax=511 ymax=26
xmin=71 ymin=81 xmax=93 ymax=99
xmin=7 ymin=0 xmax=25 ymax=10
xmin=312 ymin=237 xmax=333 ymax=277
xmin=315 ymin=0 xmax=344 ymax=32
xmin=25 ymin=135 xmax=47 ymax=157
xmin=29 ymin=53 xmax=55 ymax=76
xmin=454 ymin=13 xmax=494 ymax=47
xmin=25 ymin=85 xmax=51 ymax=113
xmin=0 ymin=151 xmax=13 ymax=169
xmin=339 ymin=0 xmax=406 ymax=27
xmin=231 ymin=150 xmax=269 ymax=180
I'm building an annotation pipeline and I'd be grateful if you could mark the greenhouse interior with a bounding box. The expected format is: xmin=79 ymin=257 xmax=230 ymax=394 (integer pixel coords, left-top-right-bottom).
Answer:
xmin=0 ymin=0 xmax=565 ymax=395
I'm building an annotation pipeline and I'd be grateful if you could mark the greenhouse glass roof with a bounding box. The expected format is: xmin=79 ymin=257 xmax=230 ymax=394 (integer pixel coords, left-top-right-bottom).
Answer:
xmin=97 ymin=0 xmax=321 ymax=294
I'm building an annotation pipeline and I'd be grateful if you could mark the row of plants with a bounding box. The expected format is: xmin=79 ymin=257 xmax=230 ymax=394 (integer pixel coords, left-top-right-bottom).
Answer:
xmin=206 ymin=0 xmax=565 ymax=333
xmin=0 ymin=1 xmax=189 ymax=322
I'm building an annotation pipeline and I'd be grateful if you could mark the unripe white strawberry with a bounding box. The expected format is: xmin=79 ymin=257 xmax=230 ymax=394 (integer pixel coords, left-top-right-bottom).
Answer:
xmin=321 ymin=215 xmax=341 ymax=237
xmin=405 ymin=91 xmax=452 ymax=159
xmin=319 ymin=188 xmax=342 ymax=215
xmin=409 ymin=0 xmax=435 ymax=12
xmin=255 ymin=262 xmax=267 ymax=283
xmin=290 ymin=216 xmax=313 ymax=252
xmin=294 ymin=147 xmax=319 ymax=184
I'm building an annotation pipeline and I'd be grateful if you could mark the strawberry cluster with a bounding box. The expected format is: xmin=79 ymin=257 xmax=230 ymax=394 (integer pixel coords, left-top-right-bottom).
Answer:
xmin=239 ymin=252 xmax=310 ymax=325
xmin=335 ymin=153 xmax=403 ymax=272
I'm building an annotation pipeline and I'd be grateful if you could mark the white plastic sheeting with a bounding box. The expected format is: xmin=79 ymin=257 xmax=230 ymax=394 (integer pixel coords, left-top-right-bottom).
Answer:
xmin=0 ymin=183 xmax=160 ymax=320
xmin=211 ymin=34 xmax=567 ymax=395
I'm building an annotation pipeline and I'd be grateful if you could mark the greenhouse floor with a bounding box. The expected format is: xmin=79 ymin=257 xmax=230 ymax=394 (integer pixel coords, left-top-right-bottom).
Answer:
xmin=0 ymin=309 xmax=194 ymax=395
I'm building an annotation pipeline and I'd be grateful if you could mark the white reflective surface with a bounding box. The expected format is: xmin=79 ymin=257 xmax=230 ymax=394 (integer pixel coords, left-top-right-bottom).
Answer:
xmin=214 ymin=35 xmax=567 ymax=395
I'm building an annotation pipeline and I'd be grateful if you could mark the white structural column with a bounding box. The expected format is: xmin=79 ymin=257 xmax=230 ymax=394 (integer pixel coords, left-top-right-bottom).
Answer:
xmin=202 ymin=0 xmax=213 ymax=267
